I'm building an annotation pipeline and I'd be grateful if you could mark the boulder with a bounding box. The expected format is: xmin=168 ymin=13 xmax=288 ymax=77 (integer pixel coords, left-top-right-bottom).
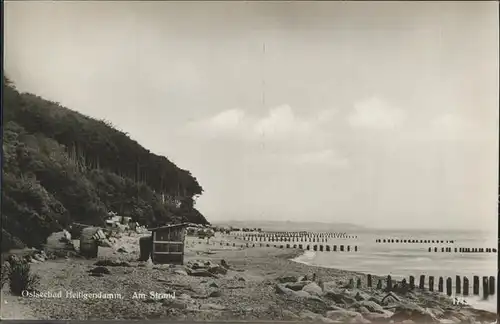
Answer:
xmin=363 ymin=310 xmax=393 ymax=323
xmin=322 ymin=281 xmax=338 ymax=291
xmin=278 ymin=275 xmax=298 ymax=283
xmin=355 ymin=300 xmax=385 ymax=314
xmin=282 ymin=310 xmax=299 ymax=320
xmin=188 ymin=269 xmax=218 ymax=278
xmin=208 ymin=290 xmax=222 ymax=298
xmin=323 ymin=289 xmax=356 ymax=305
xmin=303 ymin=282 xmax=323 ymax=296
xmin=208 ymin=265 xmax=227 ymax=275
xmin=355 ymin=306 xmax=370 ymax=314
xmin=293 ymin=290 xmax=311 ymax=298
xmin=286 ymin=282 xmax=310 ymax=291
xmin=174 ymin=269 xmax=188 ymax=276
xmin=89 ymin=272 xmax=104 ymax=277
xmin=89 ymin=266 xmax=111 ymax=275
xmin=390 ymin=303 xmax=439 ymax=323
xmin=380 ymin=292 xmax=401 ymax=305
xmin=427 ymin=307 xmax=445 ymax=318
xmin=275 ymin=284 xmax=294 ymax=295
xmin=326 ymin=309 xmax=370 ymax=323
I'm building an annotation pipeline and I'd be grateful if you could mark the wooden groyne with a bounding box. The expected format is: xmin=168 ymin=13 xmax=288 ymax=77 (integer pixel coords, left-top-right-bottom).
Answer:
xmin=239 ymin=232 xmax=358 ymax=242
xmin=345 ymin=274 xmax=497 ymax=299
xmin=376 ymin=239 xmax=454 ymax=244
xmin=218 ymin=241 xmax=358 ymax=252
xmin=428 ymin=247 xmax=497 ymax=253
xmin=237 ymin=231 xmax=356 ymax=239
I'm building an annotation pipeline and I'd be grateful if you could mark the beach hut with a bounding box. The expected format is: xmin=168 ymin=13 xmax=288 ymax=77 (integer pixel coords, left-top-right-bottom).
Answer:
xmin=148 ymin=223 xmax=188 ymax=265
xmin=80 ymin=227 xmax=99 ymax=258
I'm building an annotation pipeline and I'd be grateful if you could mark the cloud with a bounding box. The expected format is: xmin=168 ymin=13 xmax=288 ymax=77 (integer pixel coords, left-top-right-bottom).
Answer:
xmin=347 ymin=97 xmax=405 ymax=130
xmin=205 ymin=108 xmax=246 ymax=130
xmin=185 ymin=108 xmax=246 ymax=138
xmin=252 ymin=105 xmax=313 ymax=140
xmin=187 ymin=104 xmax=337 ymax=143
xmin=292 ymin=149 xmax=349 ymax=169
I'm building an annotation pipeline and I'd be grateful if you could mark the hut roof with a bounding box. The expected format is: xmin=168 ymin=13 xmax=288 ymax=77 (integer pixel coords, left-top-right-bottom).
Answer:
xmin=148 ymin=222 xmax=190 ymax=231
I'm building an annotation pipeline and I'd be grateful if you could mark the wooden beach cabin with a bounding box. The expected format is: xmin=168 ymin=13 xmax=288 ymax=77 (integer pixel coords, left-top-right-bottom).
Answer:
xmin=148 ymin=223 xmax=188 ymax=265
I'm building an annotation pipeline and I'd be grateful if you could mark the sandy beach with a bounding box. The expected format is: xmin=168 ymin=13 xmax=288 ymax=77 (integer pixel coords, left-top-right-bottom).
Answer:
xmin=1 ymin=232 xmax=497 ymax=323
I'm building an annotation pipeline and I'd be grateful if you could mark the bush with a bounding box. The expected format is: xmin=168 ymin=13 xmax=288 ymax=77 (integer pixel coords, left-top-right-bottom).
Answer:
xmin=1 ymin=262 xmax=10 ymax=289
xmin=8 ymin=259 xmax=40 ymax=295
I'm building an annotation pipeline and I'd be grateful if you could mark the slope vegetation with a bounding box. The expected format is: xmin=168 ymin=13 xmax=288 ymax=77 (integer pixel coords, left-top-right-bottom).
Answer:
xmin=2 ymin=77 xmax=208 ymax=252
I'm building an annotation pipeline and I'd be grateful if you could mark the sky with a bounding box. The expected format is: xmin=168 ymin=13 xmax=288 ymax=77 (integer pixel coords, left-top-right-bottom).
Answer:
xmin=4 ymin=1 xmax=499 ymax=230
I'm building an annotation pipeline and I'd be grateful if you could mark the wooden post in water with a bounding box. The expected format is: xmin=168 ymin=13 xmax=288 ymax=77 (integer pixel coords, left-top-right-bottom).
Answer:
xmin=446 ymin=277 xmax=452 ymax=296
xmin=377 ymin=280 xmax=382 ymax=289
xmin=456 ymin=276 xmax=461 ymax=294
xmin=387 ymin=275 xmax=392 ymax=291
xmin=419 ymin=275 xmax=425 ymax=289
xmin=367 ymin=274 xmax=372 ymax=288
xmin=429 ymin=276 xmax=434 ymax=292
xmin=482 ymin=277 xmax=489 ymax=299
xmin=409 ymin=276 xmax=415 ymax=290
xmin=438 ymin=277 xmax=444 ymax=292
xmin=488 ymin=276 xmax=495 ymax=295
xmin=357 ymin=278 xmax=362 ymax=288
xmin=473 ymin=276 xmax=480 ymax=295
xmin=463 ymin=277 xmax=469 ymax=296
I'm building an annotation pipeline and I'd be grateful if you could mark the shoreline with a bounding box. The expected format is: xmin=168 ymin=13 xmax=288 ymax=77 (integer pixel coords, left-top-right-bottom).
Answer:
xmin=1 ymin=233 xmax=497 ymax=322
xmin=290 ymin=249 xmax=497 ymax=314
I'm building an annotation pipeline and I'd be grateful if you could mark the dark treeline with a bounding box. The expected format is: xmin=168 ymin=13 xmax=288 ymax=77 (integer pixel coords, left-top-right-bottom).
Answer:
xmin=2 ymin=76 xmax=208 ymax=252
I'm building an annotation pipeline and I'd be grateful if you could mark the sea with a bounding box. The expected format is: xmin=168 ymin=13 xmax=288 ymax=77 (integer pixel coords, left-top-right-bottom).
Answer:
xmin=291 ymin=228 xmax=498 ymax=313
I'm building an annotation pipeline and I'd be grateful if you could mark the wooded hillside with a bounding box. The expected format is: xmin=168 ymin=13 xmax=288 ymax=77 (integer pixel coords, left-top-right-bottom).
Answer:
xmin=1 ymin=77 xmax=208 ymax=252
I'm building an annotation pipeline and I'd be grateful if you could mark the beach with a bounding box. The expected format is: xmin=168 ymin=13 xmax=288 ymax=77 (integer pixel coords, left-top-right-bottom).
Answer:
xmin=1 ymin=231 xmax=498 ymax=323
